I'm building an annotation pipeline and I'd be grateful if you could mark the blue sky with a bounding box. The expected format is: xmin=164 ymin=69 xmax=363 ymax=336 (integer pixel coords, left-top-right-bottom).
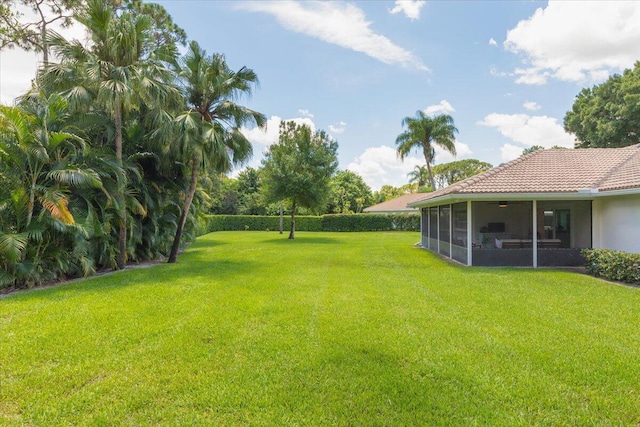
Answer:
xmin=2 ymin=1 xmax=640 ymax=190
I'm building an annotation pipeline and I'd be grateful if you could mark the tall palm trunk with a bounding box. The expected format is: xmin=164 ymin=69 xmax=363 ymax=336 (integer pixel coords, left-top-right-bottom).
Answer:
xmin=26 ymin=175 xmax=37 ymax=228
xmin=115 ymin=102 xmax=127 ymax=269
xmin=423 ymin=143 xmax=437 ymax=191
xmin=288 ymin=199 xmax=296 ymax=239
xmin=168 ymin=154 xmax=198 ymax=263
xmin=425 ymin=158 xmax=436 ymax=191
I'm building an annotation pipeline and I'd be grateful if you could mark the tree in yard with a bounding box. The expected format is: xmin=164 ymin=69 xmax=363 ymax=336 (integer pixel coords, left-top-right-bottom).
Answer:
xmin=0 ymin=0 xmax=81 ymax=64
xmin=431 ymin=159 xmax=492 ymax=189
xmin=207 ymin=175 xmax=240 ymax=215
xmin=395 ymin=111 xmax=458 ymax=191
xmin=372 ymin=185 xmax=405 ymax=204
xmin=407 ymin=164 xmax=431 ymax=191
xmin=564 ymin=61 xmax=640 ymax=148
xmin=327 ymin=170 xmax=372 ymax=214
xmin=167 ymin=40 xmax=265 ymax=263
xmin=261 ymin=121 xmax=338 ymax=239
xmin=236 ymin=167 xmax=265 ymax=215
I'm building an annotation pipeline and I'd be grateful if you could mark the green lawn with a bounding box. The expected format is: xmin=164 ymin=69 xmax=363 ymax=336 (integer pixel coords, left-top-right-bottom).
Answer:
xmin=1 ymin=232 xmax=639 ymax=426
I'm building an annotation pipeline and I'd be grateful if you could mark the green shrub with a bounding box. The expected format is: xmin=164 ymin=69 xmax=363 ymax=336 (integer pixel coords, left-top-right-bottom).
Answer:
xmin=582 ymin=249 xmax=640 ymax=285
xmin=205 ymin=215 xmax=322 ymax=233
xmin=321 ymin=214 xmax=419 ymax=231
xmin=203 ymin=214 xmax=419 ymax=234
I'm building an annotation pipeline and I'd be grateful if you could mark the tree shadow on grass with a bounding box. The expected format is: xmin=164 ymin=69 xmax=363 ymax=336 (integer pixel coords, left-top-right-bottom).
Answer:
xmin=1 ymin=258 xmax=258 ymax=303
xmin=259 ymin=235 xmax=341 ymax=245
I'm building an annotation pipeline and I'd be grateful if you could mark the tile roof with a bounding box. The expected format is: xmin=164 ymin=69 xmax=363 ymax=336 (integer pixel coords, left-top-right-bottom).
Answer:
xmin=410 ymin=144 xmax=640 ymax=206
xmin=363 ymin=193 xmax=425 ymax=213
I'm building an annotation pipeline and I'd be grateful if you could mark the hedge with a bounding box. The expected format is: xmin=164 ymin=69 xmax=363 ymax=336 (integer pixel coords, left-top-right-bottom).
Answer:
xmin=204 ymin=214 xmax=419 ymax=233
xmin=205 ymin=215 xmax=321 ymax=232
xmin=321 ymin=214 xmax=419 ymax=232
xmin=582 ymin=248 xmax=640 ymax=285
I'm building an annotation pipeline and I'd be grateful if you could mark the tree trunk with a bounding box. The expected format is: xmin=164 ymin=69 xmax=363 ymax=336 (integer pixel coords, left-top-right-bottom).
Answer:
xmin=26 ymin=177 xmax=36 ymax=228
xmin=41 ymin=22 xmax=48 ymax=66
xmin=34 ymin=2 xmax=49 ymax=66
xmin=115 ymin=102 xmax=127 ymax=270
xmin=168 ymin=154 xmax=198 ymax=263
xmin=279 ymin=200 xmax=283 ymax=234
xmin=288 ymin=200 xmax=296 ymax=239
xmin=423 ymin=147 xmax=436 ymax=191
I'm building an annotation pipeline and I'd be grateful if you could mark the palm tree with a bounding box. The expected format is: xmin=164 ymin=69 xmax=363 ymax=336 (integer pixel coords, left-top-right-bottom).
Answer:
xmin=166 ymin=41 xmax=266 ymax=263
xmin=407 ymin=164 xmax=430 ymax=189
xmin=43 ymin=0 xmax=179 ymax=269
xmin=395 ymin=111 xmax=458 ymax=191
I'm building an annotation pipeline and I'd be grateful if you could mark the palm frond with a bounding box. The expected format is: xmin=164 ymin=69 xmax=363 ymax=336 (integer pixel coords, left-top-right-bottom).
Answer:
xmin=47 ymin=168 xmax=103 ymax=188
xmin=0 ymin=232 xmax=28 ymax=262
xmin=41 ymin=192 xmax=75 ymax=225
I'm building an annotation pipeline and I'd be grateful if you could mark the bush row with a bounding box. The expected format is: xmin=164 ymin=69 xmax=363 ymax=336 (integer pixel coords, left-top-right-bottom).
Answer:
xmin=582 ymin=249 xmax=640 ymax=285
xmin=204 ymin=214 xmax=420 ymax=233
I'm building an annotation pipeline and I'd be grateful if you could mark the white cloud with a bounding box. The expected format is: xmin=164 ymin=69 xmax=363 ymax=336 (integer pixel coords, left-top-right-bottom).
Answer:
xmin=489 ymin=67 xmax=509 ymax=79
xmin=238 ymin=1 xmax=428 ymax=71
xmin=346 ymin=140 xmax=472 ymax=191
xmin=523 ymin=101 xmax=541 ymax=111
xmin=237 ymin=115 xmax=317 ymax=173
xmin=434 ymin=141 xmax=472 ymax=164
xmin=423 ymin=99 xmax=455 ymax=116
xmin=505 ymin=1 xmax=640 ymax=84
xmin=389 ymin=0 xmax=426 ymax=20
xmin=347 ymin=145 xmax=422 ymax=190
xmin=328 ymin=121 xmax=347 ymax=134
xmin=298 ymin=109 xmax=314 ymax=118
xmin=499 ymin=144 xmax=525 ymax=163
xmin=489 ymin=38 xmax=497 ymax=46
xmin=0 ymin=49 xmax=40 ymax=104
xmin=241 ymin=115 xmax=316 ymax=148
xmin=477 ymin=113 xmax=574 ymax=162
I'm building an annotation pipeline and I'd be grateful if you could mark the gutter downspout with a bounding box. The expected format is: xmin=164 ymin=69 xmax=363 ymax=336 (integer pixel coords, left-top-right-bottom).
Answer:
xmin=533 ymin=200 xmax=538 ymax=268
xmin=467 ymin=200 xmax=472 ymax=266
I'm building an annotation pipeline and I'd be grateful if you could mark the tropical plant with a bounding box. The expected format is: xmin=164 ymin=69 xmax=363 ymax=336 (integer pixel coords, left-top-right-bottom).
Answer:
xmin=407 ymin=164 xmax=430 ymax=189
xmin=166 ymin=40 xmax=266 ymax=262
xmin=0 ymin=95 xmax=104 ymax=287
xmin=395 ymin=111 xmax=458 ymax=191
xmin=42 ymin=0 xmax=180 ymax=268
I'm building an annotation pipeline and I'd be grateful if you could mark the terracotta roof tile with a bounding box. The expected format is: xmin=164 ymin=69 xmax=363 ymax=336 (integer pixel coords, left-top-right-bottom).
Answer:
xmin=410 ymin=145 xmax=640 ymax=205
xmin=363 ymin=193 xmax=425 ymax=212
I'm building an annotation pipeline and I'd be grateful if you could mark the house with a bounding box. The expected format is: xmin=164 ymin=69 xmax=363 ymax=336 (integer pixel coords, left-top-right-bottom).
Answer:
xmin=363 ymin=193 xmax=425 ymax=214
xmin=408 ymin=145 xmax=640 ymax=267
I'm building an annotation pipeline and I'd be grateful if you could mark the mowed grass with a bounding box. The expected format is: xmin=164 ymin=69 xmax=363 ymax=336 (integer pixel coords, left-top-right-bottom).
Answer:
xmin=1 ymin=232 xmax=640 ymax=426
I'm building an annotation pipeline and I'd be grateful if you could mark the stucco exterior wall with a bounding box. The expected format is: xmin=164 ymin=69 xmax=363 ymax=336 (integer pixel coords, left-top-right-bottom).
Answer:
xmin=592 ymin=194 xmax=640 ymax=253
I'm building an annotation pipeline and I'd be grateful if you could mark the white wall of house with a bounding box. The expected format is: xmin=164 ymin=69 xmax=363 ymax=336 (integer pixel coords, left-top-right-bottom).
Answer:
xmin=592 ymin=194 xmax=640 ymax=253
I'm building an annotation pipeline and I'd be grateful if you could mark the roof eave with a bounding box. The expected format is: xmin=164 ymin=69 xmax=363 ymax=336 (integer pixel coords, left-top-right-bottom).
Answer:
xmin=408 ymin=189 xmax=640 ymax=207
xmin=363 ymin=208 xmax=419 ymax=213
